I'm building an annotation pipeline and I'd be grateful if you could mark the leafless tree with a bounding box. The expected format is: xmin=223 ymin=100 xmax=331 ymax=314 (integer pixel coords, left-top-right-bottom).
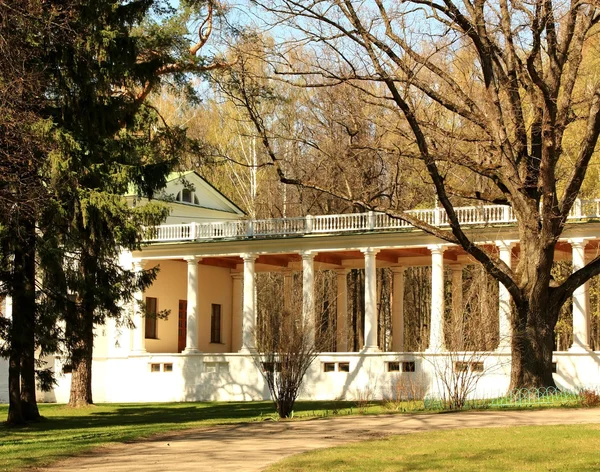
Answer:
xmin=254 ymin=272 xmax=333 ymax=418
xmin=220 ymin=0 xmax=600 ymax=388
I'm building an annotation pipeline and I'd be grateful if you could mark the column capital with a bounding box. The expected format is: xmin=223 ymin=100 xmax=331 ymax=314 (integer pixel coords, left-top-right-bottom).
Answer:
xmin=132 ymin=258 xmax=146 ymax=271
xmin=241 ymin=253 xmax=258 ymax=263
xmin=184 ymin=256 xmax=201 ymax=265
xmin=567 ymin=238 xmax=589 ymax=249
xmin=391 ymin=266 xmax=405 ymax=274
xmin=230 ymin=271 xmax=243 ymax=280
xmin=427 ymin=244 xmax=446 ymax=255
xmin=334 ymin=268 xmax=350 ymax=276
xmin=449 ymin=263 xmax=464 ymax=272
xmin=300 ymin=250 xmax=316 ymax=261
xmin=361 ymin=247 xmax=381 ymax=256
xmin=495 ymin=240 xmax=517 ymax=251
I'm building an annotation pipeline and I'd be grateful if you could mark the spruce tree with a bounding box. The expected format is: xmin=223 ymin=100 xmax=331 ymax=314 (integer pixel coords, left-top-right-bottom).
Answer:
xmin=1 ymin=0 xmax=226 ymax=418
xmin=41 ymin=0 xmax=224 ymax=406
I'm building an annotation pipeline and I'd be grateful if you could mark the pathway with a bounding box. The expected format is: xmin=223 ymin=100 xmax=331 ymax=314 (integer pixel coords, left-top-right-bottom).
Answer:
xmin=41 ymin=408 xmax=600 ymax=472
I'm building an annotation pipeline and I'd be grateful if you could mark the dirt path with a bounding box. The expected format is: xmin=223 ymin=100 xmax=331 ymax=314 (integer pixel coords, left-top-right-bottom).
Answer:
xmin=41 ymin=408 xmax=600 ymax=472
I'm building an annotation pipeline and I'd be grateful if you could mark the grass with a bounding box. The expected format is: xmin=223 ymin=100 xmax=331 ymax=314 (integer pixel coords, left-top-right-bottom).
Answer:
xmin=0 ymin=400 xmax=385 ymax=471
xmin=265 ymin=424 xmax=600 ymax=471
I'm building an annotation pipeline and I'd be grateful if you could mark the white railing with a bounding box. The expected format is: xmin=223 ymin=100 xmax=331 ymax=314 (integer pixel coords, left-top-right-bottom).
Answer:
xmin=142 ymin=199 xmax=600 ymax=243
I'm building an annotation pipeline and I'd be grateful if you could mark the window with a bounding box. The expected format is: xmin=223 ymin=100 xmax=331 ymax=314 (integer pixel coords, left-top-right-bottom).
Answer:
xmin=181 ymin=188 xmax=193 ymax=203
xmin=210 ymin=304 xmax=221 ymax=343
xmin=454 ymin=361 xmax=482 ymax=373
xmin=145 ymin=297 xmax=158 ymax=339
xmin=402 ymin=361 xmax=416 ymax=372
xmin=387 ymin=362 xmax=401 ymax=372
xmin=206 ymin=362 xmax=230 ymax=374
xmin=262 ymin=362 xmax=281 ymax=373
xmin=323 ymin=362 xmax=350 ymax=372
xmin=552 ymin=362 xmax=558 ymax=373
xmin=150 ymin=363 xmax=161 ymax=373
xmin=163 ymin=363 xmax=173 ymax=372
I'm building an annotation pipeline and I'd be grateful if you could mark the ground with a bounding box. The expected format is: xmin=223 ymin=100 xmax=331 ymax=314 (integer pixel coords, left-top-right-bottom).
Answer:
xmin=39 ymin=408 xmax=600 ymax=472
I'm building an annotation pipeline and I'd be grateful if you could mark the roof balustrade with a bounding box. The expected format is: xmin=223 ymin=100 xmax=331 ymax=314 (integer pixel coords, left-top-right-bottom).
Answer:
xmin=142 ymin=199 xmax=600 ymax=243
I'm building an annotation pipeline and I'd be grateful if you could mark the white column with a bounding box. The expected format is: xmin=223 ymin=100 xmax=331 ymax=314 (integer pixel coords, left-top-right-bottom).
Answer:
xmin=335 ymin=269 xmax=349 ymax=352
xmin=240 ymin=253 xmax=257 ymax=352
xmin=362 ymin=248 xmax=380 ymax=352
xmin=131 ymin=259 xmax=147 ymax=353
xmin=569 ymin=239 xmax=590 ymax=351
xmin=391 ymin=267 xmax=405 ymax=352
xmin=427 ymin=245 xmax=445 ymax=352
xmin=3 ymin=295 xmax=12 ymax=320
xmin=183 ymin=256 xmax=201 ymax=354
xmin=231 ymin=272 xmax=243 ymax=352
xmin=450 ymin=264 xmax=464 ymax=350
xmin=283 ymin=269 xmax=294 ymax=313
xmin=301 ymin=251 xmax=316 ymax=346
xmin=496 ymin=241 xmax=514 ymax=351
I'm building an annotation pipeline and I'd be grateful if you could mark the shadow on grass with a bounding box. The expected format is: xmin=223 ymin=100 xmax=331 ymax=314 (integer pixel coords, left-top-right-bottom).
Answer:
xmin=0 ymin=400 xmax=363 ymax=434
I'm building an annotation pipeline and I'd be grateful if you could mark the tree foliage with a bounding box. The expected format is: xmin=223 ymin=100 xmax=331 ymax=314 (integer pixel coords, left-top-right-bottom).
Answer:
xmin=1 ymin=0 xmax=230 ymax=421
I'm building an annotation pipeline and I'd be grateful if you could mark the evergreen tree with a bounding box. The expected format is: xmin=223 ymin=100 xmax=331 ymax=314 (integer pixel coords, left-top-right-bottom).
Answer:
xmin=40 ymin=0 xmax=226 ymax=407
xmin=1 ymin=0 xmax=228 ymax=419
xmin=0 ymin=0 xmax=58 ymax=425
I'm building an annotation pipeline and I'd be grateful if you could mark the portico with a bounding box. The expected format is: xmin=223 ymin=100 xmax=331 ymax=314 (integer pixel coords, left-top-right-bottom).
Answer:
xmin=24 ymin=197 xmax=600 ymax=405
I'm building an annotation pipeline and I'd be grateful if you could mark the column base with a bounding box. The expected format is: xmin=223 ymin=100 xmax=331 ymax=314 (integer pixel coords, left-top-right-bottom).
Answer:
xmin=238 ymin=346 xmax=256 ymax=354
xmin=424 ymin=346 xmax=445 ymax=354
xmin=495 ymin=343 xmax=511 ymax=354
xmin=182 ymin=347 xmax=201 ymax=355
xmin=361 ymin=345 xmax=380 ymax=353
xmin=568 ymin=343 xmax=591 ymax=353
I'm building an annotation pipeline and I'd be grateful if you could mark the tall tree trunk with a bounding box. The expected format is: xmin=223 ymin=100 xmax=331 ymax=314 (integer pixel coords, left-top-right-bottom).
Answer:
xmin=68 ymin=253 xmax=96 ymax=408
xmin=7 ymin=218 xmax=38 ymax=425
xmin=20 ymin=220 xmax=40 ymax=421
xmin=510 ymin=303 xmax=558 ymax=389
xmin=7 ymin=338 xmax=24 ymax=425
xmin=68 ymin=320 xmax=94 ymax=407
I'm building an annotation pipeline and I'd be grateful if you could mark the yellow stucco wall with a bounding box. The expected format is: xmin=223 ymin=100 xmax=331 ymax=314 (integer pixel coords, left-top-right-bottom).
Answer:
xmin=144 ymin=260 xmax=233 ymax=353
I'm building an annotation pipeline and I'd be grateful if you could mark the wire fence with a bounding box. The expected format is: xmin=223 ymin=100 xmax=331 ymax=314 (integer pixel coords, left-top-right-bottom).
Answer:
xmin=423 ymin=386 xmax=599 ymax=411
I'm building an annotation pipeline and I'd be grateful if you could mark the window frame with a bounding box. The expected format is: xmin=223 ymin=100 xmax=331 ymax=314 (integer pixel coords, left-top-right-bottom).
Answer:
xmin=210 ymin=303 xmax=222 ymax=344
xmin=145 ymin=297 xmax=158 ymax=339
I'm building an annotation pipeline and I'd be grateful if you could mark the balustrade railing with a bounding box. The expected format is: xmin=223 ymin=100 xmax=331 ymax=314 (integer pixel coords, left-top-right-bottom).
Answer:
xmin=142 ymin=199 xmax=600 ymax=243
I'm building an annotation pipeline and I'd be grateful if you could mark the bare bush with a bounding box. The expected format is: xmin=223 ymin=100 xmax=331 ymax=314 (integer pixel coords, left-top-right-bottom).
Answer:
xmin=254 ymin=273 xmax=332 ymax=418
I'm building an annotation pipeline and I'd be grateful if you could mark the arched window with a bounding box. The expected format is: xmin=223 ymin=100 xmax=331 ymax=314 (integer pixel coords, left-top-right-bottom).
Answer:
xmin=176 ymin=188 xmax=199 ymax=205
xmin=181 ymin=188 xmax=193 ymax=203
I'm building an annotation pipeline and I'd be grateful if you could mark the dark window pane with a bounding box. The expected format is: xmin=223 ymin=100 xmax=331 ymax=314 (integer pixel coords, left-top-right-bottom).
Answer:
xmin=145 ymin=297 xmax=157 ymax=339
xmin=211 ymin=304 xmax=221 ymax=343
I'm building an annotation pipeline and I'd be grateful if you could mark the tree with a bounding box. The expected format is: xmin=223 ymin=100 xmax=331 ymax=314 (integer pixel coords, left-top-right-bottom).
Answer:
xmin=0 ymin=0 xmax=233 ymax=419
xmin=228 ymin=0 xmax=600 ymax=388
xmin=39 ymin=0 xmax=230 ymax=407
xmin=0 ymin=0 xmax=61 ymax=425
xmin=254 ymin=273 xmax=332 ymax=418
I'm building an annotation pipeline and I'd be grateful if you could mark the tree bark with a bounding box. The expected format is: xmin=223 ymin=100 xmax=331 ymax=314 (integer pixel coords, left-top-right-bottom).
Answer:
xmin=7 ymin=345 xmax=24 ymax=426
xmin=6 ymin=218 xmax=38 ymax=425
xmin=68 ymin=353 xmax=93 ymax=407
xmin=510 ymin=303 xmax=558 ymax=389
xmin=20 ymin=222 xmax=40 ymax=421
xmin=68 ymin=305 xmax=94 ymax=407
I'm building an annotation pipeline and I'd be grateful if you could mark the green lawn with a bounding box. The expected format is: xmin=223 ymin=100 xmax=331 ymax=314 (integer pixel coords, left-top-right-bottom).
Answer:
xmin=0 ymin=401 xmax=382 ymax=471
xmin=265 ymin=424 xmax=600 ymax=471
